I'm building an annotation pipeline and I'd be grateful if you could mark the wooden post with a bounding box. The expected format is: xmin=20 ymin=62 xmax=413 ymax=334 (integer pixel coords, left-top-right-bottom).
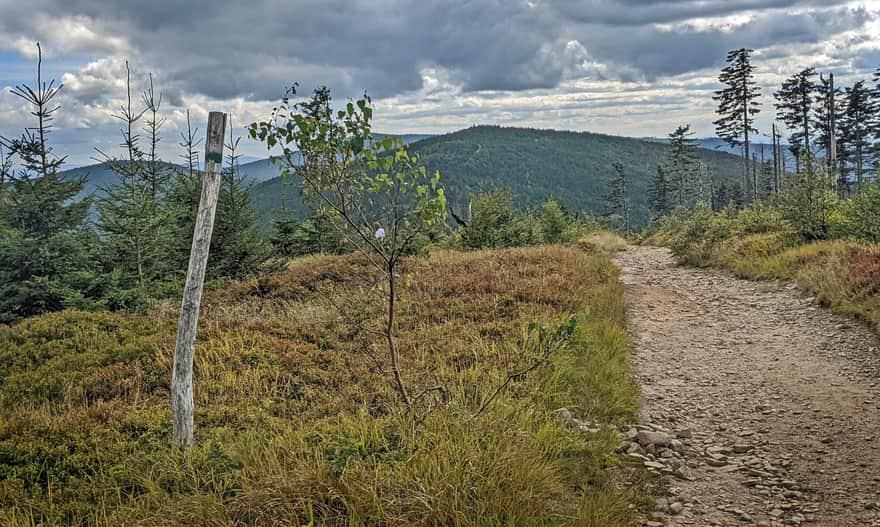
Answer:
xmin=172 ymin=111 xmax=226 ymax=447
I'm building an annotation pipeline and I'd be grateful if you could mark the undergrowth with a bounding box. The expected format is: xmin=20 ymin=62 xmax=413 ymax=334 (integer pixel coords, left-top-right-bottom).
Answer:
xmin=0 ymin=245 xmax=644 ymax=526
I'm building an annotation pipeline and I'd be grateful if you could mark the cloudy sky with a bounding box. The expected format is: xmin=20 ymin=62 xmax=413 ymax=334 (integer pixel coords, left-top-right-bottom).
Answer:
xmin=1 ymin=0 xmax=879 ymax=166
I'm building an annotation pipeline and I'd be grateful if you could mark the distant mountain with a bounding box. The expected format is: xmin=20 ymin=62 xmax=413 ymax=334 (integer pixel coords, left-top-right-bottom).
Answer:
xmin=57 ymin=133 xmax=433 ymax=223
xmin=642 ymin=136 xmax=797 ymax=169
xmin=58 ymin=128 xmax=747 ymax=230
xmin=250 ymin=125 xmax=747 ymax=229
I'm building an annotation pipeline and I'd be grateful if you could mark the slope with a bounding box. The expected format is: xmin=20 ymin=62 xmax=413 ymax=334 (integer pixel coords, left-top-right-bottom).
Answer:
xmin=250 ymin=125 xmax=747 ymax=228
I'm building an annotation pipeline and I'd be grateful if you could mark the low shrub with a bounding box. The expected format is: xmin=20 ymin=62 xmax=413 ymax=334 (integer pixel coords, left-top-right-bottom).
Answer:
xmin=0 ymin=246 xmax=644 ymax=526
xmin=836 ymin=181 xmax=880 ymax=242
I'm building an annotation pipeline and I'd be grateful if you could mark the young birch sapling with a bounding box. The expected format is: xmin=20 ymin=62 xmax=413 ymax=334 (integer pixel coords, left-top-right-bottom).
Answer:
xmin=250 ymin=86 xmax=446 ymax=407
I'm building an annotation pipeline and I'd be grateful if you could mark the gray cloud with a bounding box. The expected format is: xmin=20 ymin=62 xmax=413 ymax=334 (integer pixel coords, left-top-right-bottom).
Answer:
xmin=1 ymin=0 xmax=879 ymax=166
xmin=1 ymin=0 xmax=875 ymax=104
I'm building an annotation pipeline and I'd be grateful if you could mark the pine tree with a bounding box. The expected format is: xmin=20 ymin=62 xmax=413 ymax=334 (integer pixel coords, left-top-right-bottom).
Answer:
xmin=0 ymin=43 xmax=101 ymax=322
xmin=839 ymin=80 xmax=874 ymax=194
xmin=774 ymin=68 xmax=817 ymax=174
xmin=648 ymin=164 xmax=669 ymax=219
xmin=714 ymin=48 xmax=761 ymax=203
xmin=665 ymin=124 xmax=699 ymax=208
xmin=603 ymin=161 xmax=630 ymax=232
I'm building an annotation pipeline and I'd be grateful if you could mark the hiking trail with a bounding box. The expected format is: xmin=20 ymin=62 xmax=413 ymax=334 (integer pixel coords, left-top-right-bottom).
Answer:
xmin=614 ymin=245 xmax=880 ymax=527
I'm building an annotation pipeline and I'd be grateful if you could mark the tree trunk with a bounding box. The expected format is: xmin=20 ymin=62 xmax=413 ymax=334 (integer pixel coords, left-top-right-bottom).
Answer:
xmin=172 ymin=112 xmax=226 ymax=447
xmin=386 ymin=262 xmax=411 ymax=406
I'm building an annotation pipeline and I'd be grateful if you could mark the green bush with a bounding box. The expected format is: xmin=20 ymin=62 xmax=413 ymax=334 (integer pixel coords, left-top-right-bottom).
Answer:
xmin=660 ymin=204 xmax=735 ymax=266
xmin=458 ymin=191 xmax=590 ymax=249
xmin=731 ymin=202 xmax=790 ymax=235
xmin=459 ymin=190 xmax=541 ymax=249
xmin=772 ymin=166 xmax=839 ymax=240
xmin=837 ymin=181 xmax=880 ymax=242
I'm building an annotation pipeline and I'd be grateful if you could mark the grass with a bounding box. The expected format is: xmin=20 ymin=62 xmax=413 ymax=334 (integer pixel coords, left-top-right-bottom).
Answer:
xmin=0 ymin=245 xmax=645 ymax=526
xmin=577 ymin=231 xmax=629 ymax=255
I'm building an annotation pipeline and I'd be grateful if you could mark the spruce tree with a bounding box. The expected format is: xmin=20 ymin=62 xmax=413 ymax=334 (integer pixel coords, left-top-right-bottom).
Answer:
xmin=0 ymin=44 xmax=101 ymax=322
xmin=714 ymin=48 xmax=761 ymax=202
xmin=270 ymin=215 xmax=300 ymax=257
xmin=141 ymin=73 xmax=172 ymax=200
xmin=665 ymin=124 xmax=699 ymax=208
xmin=839 ymin=80 xmax=874 ymax=194
xmin=774 ymin=68 xmax=817 ymax=173
xmin=648 ymin=164 xmax=669 ymax=219
xmin=603 ymin=161 xmax=630 ymax=232
xmin=209 ymin=121 xmax=271 ymax=279
xmin=0 ymin=144 xmax=11 ymax=213
xmin=759 ymin=157 xmax=775 ymax=200
xmin=712 ymin=181 xmax=730 ymax=211
xmin=96 ymin=62 xmax=170 ymax=288
xmin=871 ymin=68 xmax=880 ymax=178
xmin=168 ymin=118 xmax=271 ymax=280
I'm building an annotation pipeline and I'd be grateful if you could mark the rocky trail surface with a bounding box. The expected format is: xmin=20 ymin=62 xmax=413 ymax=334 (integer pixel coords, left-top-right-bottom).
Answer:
xmin=614 ymin=245 xmax=880 ymax=527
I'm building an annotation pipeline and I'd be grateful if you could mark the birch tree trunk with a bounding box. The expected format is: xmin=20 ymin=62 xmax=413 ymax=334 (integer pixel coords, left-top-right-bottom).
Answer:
xmin=171 ymin=111 xmax=226 ymax=447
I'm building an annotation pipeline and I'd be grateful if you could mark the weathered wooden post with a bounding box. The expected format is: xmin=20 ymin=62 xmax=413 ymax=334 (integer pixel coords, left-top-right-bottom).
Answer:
xmin=171 ymin=111 xmax=227 ymax=447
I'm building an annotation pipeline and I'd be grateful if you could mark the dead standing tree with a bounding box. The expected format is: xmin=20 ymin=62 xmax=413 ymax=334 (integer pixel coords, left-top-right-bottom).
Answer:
xmin=172 ymin=112 xmax=227 ymax=447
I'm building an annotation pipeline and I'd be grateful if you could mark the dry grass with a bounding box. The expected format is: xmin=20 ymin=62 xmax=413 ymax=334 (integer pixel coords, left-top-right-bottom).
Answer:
xmin=577 ymin=231 xmax=629 ymax=254
xmin=0 ymin=246 xmax=643 ymax=526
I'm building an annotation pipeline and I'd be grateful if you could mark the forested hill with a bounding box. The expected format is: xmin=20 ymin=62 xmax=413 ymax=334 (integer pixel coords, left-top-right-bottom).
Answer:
xmin=250 ymin=125 xmax=746 ymax=228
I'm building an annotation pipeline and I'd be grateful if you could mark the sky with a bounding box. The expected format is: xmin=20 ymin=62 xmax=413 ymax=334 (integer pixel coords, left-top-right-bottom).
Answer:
xmin=1 ymin=0 xmax=879 ymax=166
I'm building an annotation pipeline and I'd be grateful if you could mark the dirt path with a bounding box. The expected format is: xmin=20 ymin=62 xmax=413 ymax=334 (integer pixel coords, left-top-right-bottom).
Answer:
xmin=614 ymin=245 xmax=880 ymax=527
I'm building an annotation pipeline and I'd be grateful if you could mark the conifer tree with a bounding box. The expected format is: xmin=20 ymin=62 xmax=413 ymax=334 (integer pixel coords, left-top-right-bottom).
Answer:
xmin=603 ymin=161 xmax=630 ymax=232
xmin=871 ymin=68 xmax=880 ymax=176
xmin=269 ymin=215 xmax=300 ymax=257
xmin=0 ymin=43 xmax=100 ymax=322
xmin=141 ymin=73 xmax=171 ymax=200
xmin=665 ymin=124 xmax=699 ymax=208
xmin=648 ymin=164 xmax=669 ymax=219
xmin=179 ymin=109 xmax=202 ymax=179
xmin=168 ymin=117 xmax=271 ymax=279
xmin=839 ymin=80 xmax=874 ymax=193
xmin=759 ymin=156 xmax=775 ymax=200
xmin=774 ymin=68 xmax=817 ymax=173
xmin=0 ymin=144 xmax=11 ymax=213
xmin=208 ymin=119 xmax=271 ymax=279
xmin=714 ymin=48 xmax=761 ymax=202
xmin=96 ymin=62 xmax=169 ymax=288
